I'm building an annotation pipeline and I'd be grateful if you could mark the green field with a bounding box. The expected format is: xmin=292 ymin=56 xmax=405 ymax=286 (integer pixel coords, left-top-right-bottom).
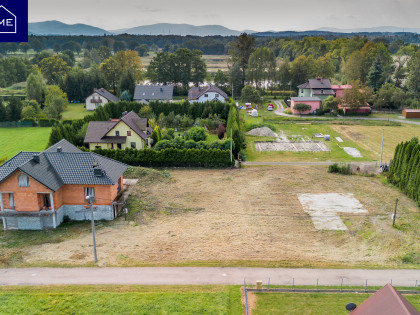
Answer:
xmin=0 ymin=285 xmax=242 ymax=315
xmin=62 ymin=103 xmax=91 ymax=120
xmin=253 ymin=292 xmax=420 ymax=315
xmin=242 ymin=106 xmax=420 ymax=163
xmin=0 ymin=127 xmax=52 ymax=159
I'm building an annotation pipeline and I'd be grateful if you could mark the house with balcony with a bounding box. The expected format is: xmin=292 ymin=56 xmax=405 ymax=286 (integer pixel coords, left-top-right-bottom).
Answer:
xmin=297 ymin=78 xmax=334 ymax=102
xmin=84 ymin=111 xmax=152 ymax=150
xmin=85 ymin=88 xmax=119 ymax=111
xmin=0 ymin=139 xmax=128 ymax=230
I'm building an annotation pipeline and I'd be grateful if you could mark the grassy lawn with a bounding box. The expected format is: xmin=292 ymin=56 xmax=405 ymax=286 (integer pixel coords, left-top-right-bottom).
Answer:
xmin=62 ymin=103 xmax=91 ymax=120
xmin=252 ymin=292 xmax=420 ymax=314
xmin=241 ymin=107 xmax=420 ymax=162
xmin=0 ymin=285 xmax=242 ymax=315
xmin=0 ymin=127 xmax=52 ymax=159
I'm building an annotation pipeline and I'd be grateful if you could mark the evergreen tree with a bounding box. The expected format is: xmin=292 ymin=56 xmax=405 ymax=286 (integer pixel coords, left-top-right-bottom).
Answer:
xmin=0 ymin=99 xmax=6 ymax=122
xmin=118 ymin=71 xmax=135 ymax=96
xmin=367 ymin=57 xmax=384 ymax=92
xmin=7 ymin=96 xmax=22 ymax=121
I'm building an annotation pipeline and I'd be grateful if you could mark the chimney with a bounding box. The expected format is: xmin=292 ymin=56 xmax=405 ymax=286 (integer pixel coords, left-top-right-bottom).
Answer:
xmin=57 ymin=147 xmax=62 ymax=153
xmin=94 ymin=88 xmax=97 ymax=92
xmin=32 ymin=154 xmax=40 ymax=163
xmin=101 ymin=88 xmax=105 ymax=92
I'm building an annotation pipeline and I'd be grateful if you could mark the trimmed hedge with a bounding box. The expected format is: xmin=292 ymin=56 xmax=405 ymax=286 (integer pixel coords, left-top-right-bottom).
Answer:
xmin=388 ymin=137 xmax=420 ymax=205
xmin=86 ymin=147 xmax=234 ymax=168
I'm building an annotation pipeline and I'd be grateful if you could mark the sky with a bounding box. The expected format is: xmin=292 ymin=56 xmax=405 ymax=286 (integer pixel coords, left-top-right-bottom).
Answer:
xmin=29 ymin=0 xmax=420 ymax=31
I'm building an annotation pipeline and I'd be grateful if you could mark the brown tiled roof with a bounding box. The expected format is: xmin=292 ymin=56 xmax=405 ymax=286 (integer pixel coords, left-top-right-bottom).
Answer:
xmin=351 ymin=283 xmax=420 ymax=315
xmin=84 ymin=121 xmax=118 ymax=143
xmin=120 ymin=111 xmax=150 ymax=140
xmin=84 ymin=111 xmax=150 ymax=144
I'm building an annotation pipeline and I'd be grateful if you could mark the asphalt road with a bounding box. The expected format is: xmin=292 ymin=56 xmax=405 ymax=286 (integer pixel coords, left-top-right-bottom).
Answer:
xmin=0 ymin=267 xmax=419 ymax=287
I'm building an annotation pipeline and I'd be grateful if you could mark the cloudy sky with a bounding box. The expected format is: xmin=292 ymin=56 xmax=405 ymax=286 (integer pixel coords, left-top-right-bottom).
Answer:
xmin=29 ymin=0 xmax=420 ymax=31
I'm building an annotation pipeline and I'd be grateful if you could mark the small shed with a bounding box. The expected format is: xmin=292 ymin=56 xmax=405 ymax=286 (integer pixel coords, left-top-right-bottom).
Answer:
xmin=402 ymin=109 xmax=420 ymax=119
xmin=251 ymin=109 xmax=258 ymax=117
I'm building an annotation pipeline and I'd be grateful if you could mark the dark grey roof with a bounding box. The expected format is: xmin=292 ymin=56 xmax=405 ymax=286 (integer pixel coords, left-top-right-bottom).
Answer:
xmin=44 ymin=139 xmax=83 ymax=153
xmin=45 ymin=152 xmax=127 ymax=186
xmin=297 ymin=82 xmax=310 ymax=89
xmin=0 ymin=139 xmax=128 ymax=191
xmin=84 ymin=121 xmax=119 ymax=143
xmin=0 ymin=152 xmax=37 ymax=184
xmin=188 ymin=85 xmax=227 ymax=100
xmin=297 ymin=79 xmax=333 ymax=90
xmin=133 ymin=85 xmax=173 ymax=101
xmin=92 ymin=88 xmax=119 ymax=103
xmin=291 ymin=97 xmax=321 ymax=102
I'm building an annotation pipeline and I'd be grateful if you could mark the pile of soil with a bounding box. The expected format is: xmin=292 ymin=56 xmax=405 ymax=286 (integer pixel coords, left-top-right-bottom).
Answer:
xmin=246 ymin=127 xmax=276 ymax=137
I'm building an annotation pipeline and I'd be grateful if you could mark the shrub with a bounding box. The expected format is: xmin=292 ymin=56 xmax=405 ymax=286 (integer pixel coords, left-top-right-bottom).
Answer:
xmin=293 ymin=103 xmax=312 ymax=114
xmin=185 ymin=140 xmax=197 ymax=149
xmin=185 ymin=127 xmax=207 ymax=142
xmin=217 ymin=123 xmax=226 ymax=139
xmin=328 ymin=163 xmax=352 ymax=175
xmin=284 ymin=108 xmax=292 ymax=115
xmin=154 ymin=139 xmax=172 ymax=151
xmin=91 ymin=147 xmax=233 ymax=168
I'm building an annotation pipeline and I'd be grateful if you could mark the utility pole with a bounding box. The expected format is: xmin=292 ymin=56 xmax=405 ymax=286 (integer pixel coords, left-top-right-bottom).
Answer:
xmin=87 ymin=196 xmax=98 ymax=263
xmin=392 ymin=198 xmax=399 ymax=227
xmin=380 ymin=129 xmax=384 ymax=166
xmin=230 ymin=128 xmax=233 ymax=163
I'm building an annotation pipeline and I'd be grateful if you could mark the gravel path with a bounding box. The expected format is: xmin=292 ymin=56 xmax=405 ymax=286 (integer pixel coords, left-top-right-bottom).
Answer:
xmin=0 ymin=267 xmax=418 ymax=286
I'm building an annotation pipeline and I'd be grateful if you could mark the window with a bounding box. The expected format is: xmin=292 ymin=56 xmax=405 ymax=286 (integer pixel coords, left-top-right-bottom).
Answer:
xmin=95 ymin=146 xmax=101 ymax=149
xmin=215 ymin=94 xmax=219 ymax=97
xmin=115 ymin=131 xmax=120 ymax=136
xmin=204 ymin=94 xmax=208 ymax=97
xmin=9 ymin=193 xmax=14 ymax=208
xmin=18 ymin=174 xmax=29 ymax=187
xmin=84 ymin=187 xmax=95 ymax=200
xmin=127 ymin=131 xmax=131 ymax=136
xmin=131 ymin=142 xmax=136 ymax=148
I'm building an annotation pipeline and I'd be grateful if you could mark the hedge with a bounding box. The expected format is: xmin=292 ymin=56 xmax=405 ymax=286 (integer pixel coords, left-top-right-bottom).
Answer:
xmin=48 ymin=100 xmax=231 ymax=147
xmin=388 ymin=137 xmax=420 ymax=205
xmin=85 ymin=147 xmax=234 ymax=168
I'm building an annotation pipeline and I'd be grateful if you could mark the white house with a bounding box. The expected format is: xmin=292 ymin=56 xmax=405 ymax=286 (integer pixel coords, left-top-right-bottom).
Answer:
xmin=85 ymin=88 xmax=119 ymax=111
xmin=188 ymin=85 xmax=227 ymax=104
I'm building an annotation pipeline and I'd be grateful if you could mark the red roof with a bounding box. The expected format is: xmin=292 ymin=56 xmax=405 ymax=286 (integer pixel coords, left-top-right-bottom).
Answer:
xmin=331 ymin=85 xmax=352 ymax=90
xmin=351 ymin=283 xmax=420 ymax=315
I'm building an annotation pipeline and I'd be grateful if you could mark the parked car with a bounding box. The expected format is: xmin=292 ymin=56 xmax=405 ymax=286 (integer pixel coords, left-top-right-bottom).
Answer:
xmin=267 ymin=103 xmax=274 ymax=111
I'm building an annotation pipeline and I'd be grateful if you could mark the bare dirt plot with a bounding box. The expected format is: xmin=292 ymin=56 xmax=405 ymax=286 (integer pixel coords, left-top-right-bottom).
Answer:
xmin=23 ymin=167 xmax=419 ymax=268
xmin=255 ymin=141 xmax=330 ymax=152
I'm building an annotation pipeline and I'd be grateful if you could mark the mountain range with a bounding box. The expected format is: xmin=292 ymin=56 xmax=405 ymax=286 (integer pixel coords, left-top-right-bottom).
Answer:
xmin=28 ymin=21 xmax=420 ymax=36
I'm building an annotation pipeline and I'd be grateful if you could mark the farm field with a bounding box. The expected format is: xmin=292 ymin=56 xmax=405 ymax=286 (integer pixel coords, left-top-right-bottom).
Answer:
xmin=3 ymin=167 xmax=418 ymax=268
xmin=0 ymin=285 xmax=242 ymax=315
xmin=0 ymin=127 xmax=51 ymax=159
xmin=252 ymin=291 xmax=420 ymax=314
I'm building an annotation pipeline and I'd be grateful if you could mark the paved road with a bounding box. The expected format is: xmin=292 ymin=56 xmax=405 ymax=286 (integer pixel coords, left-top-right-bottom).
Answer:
xmin=0 ymin=267 xmax=419 ymax=287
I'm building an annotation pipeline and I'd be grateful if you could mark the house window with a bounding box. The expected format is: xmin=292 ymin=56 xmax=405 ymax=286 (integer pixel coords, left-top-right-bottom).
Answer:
xmin=84 ymin=187 xmax=95 ymax=200
xmin=204 ymin=94 xmax=208 ymax=97
xmin=95 ymin=146 xmax=101 ymax=149
xmin=131 ymin=142 xmax=136 ymax=148
xmin=115 ymin=131 xmax=120 ymax=136
xmin=9 ymin=193 xmax=14 ymax=208
xmin=18 ymin=174 xmax=29 ymax=187
xmin=215 ymin=94 xmax=219 ymax=97
xmin=127 ymin=131 xmax=131 ymax=136
xmin=300 ymin=89 xmax=303 ymax=93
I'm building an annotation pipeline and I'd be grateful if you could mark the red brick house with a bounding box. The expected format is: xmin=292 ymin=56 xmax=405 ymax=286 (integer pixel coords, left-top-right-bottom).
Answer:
xmin=0 ymin=139 xmax=128 ymax=230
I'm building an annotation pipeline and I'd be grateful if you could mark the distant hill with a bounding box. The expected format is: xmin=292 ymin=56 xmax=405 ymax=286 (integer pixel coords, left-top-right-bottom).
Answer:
xmin=316 ymin=26 xmax=420 ymax=34
xmin=29 ymin=20 xmax=111 ymax=36
xmin=111 ymin=23 xmax=253 ymax=36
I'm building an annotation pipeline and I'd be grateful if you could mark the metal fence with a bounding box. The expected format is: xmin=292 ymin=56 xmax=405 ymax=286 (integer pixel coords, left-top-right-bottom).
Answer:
xmin=0 ymin=121 xmax=34 ymax=128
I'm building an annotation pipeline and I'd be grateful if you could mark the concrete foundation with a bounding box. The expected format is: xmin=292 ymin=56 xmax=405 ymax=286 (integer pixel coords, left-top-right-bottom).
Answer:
xmin=2 ymin=204 xmax=115 ymax=230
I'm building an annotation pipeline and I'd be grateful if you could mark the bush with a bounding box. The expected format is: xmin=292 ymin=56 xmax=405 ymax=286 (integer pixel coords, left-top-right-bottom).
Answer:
xmin=185 ymin=127 xmax=207 ymax=142
xmin=39 ymin=118 xmax=58 ymax=127
xmin=328 ymin=163 xmax=352 ymax=175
